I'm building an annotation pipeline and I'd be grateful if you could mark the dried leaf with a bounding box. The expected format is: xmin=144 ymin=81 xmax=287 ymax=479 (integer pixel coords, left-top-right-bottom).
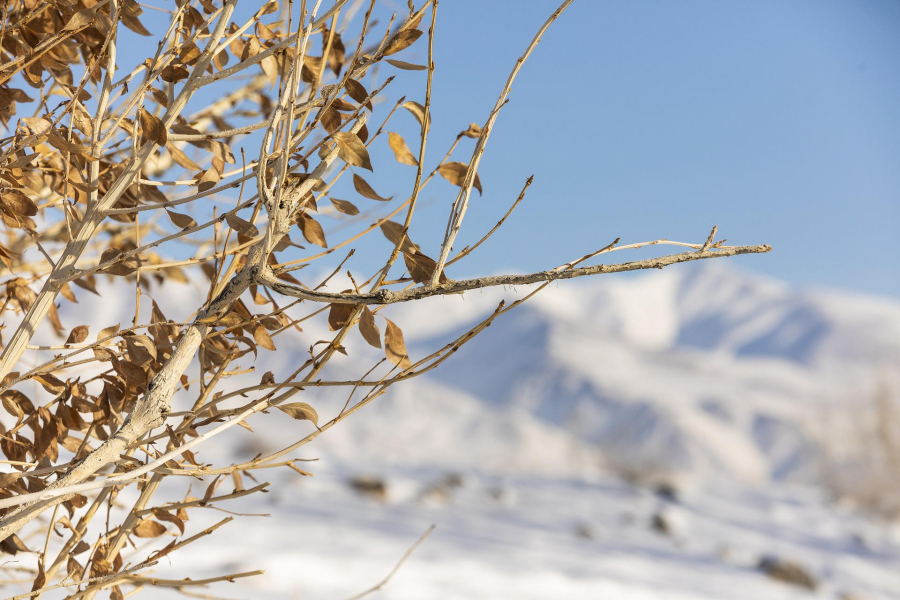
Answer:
xmin=402 ymin=101 xmax=427 ymax=128
xmin=125 ymin=334 xmax=157 ymax=366
xmin=353 ymin=173 xmax=391 ymax=201
xmin=166 ymin=210 xmax=196 ymax=229
xmin=138 ymin=107 xmax=167 ymax=146
xmin=383 ymin=29 xmax=423 ymax=56
xmin=0 ymin=189 xmax=38 ymax=217
xmin=64 ymin=8 xmax=95 ymax=32
xmin=332 ymin=132 xmax=372 ymax=171
xmin=384 ymin=318 xmax=412 ymax=369
xmin=404 ymin=251 xmax=447 ymax=284
xmin=224 ymin=213 xmax=258 ymax=237
xmin=345 ymin=79 xmax=373 ymax=111
xmin=387 ymin=132 xmax=417 ymax=166
xmin=462 ymin=122 xmax=483 ymax=138
xmin=167 ymin=143 xmax=200 ymax=170
xmin=277 ymin=402 xmax=318 ymax=426
xmin=296 ymin=212 xmax=327 ymax=247
xmin=321 ymin=106 xmax=341 ymax=134
xmin=379 ymin=220 xmax=417 ymax=253
xmin=385 ymin=59 xmax=427 ymax=71
xmin=329 ymin=197 xmax=359 ymax=216
xmin=65 ymin=325 xmax=89 ymax=345
xmin=359 ymin=306 xmax=381 ymax=348
xmin=253 ymin=323 xmax=276 ymax=351
xmin=197 ymin=166 xmax=220 ymax=192
xmin=133 ymin=519 xmax=167 ymax=538
xmin=328 ymin=300 xmax=355 ymax=331
xmin=439 ymin=162 xmax=482 ymax=195
xmin=97 ymin=324 xmax=120 ymax=344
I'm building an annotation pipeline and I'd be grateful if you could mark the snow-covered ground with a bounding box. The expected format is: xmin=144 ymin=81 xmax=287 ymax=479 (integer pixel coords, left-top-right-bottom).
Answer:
xmin=4 ymin=263 xmax=900 ymax=599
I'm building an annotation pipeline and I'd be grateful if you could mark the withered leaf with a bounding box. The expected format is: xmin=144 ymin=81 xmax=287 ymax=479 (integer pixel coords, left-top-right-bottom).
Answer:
xmin=379 ymin=220 xmax=417 ymax=253
xmin=97 ymin=323 xmax=120 ymax=344
xmin=99 ymin=248 xmax=140 ymax=276
xmin=384 ymin=318 xmax=412 ymax=369
xmin=344 ymin=79 xmax=372 ymax=111
xmin=33 ymin=373 xmax=65 ymax=395
xmin=64 ymin=8 xmax=96 ymax=32
xmin=133 ymin=519 xmax=167 ymax=538
xmin=402 ymin=100 xmax=428 ymax=129
xmin=329 ymin=197 xmax=359 ymax=216
xmin=0 ymin=534 xmax=30 ymax=555
xmin=321 ymin=106 xmax=341 ymax=134
xmin=197 ymin=166 xmax=220 ymax=192
xmin=438 ymin=162 xmax=482 ymax=195
xmin=276 ymin=402 xmax=318 ymax=426
xmin=359 ymin=306 xmax=381 ymax=348
xmin=387 ymin=132 xmax=417 ymax=166
xmin=65 ymin=325 xmax=89 ymax=345
xmin=462 ymin=122 xmax=483 ymax=138
xmin=332 ymin=132 xmax=372 ymax=171
xmin=166 ymin=143 xmax=200 ymax=170
xmin=383 ymin=29 xmax=423 ymax=56
xmin=0 ymin=189 xmax=38 ymax=217
xmin=252 ymin=323 xmax=276 ymax=351
xmin=328 ymin=300 xmax=355 ymax=331
xmin=296 ymin=212 xmax=327 ymax=247
xmin=385 ymin=59 xmax=427 ymax=71
xmin=138 ymin=107 xmax=167 ymax=146
xmin=404 ymin=251 xmax=447 ymax=284
xmin=125 ymin=334 xmax=157 ymax=366
xmin=224 ymin=213 xmax=258 ymax=237
xmin=166 ymin=210 xmax=196 ymax=229
xmin=353 ymin=173 xmax=391 ymax=201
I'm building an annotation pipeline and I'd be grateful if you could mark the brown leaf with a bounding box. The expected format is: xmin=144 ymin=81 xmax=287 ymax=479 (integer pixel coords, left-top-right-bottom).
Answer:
xmin=385 ymin=59 xmax=428 ymax=71
xmin=402 ymin=101 xmax=428 ymax=128
xmin=332 ymin=132 xmax=372 ymax=171
xmin=439 ymin=162 xmax=482 ymax=195
xmin=296 ymin=212 xmax=327 ymax=247
xmin=383 ymin=29 xmax=423 ymax=56
xmin=0 ymin=189 xmax=38 ymax=217
xmin=224 ymin=213 xmax=258 ymax=237
xmin=64 ymin=8 xmax=95 ymax=32
xmin=125 ymin=334 xmax=157 ymax=366
xmin=197 ymin=166 xmax=220 ymax=192
xmin=65 ymin=325 xmax=89 ymax=345
xmin=359 ymin=306 xmax=381 ymax=349
xmin=404 ymin=251 xmax=447 ymax=284
xmin=167 ymin=143 xmax=200 ymax=170
xmin=138 ymin=107 xmax=167 ymax=146
xmin=166 ymin=210 xmax=196 ymax=229
xmin=133 ymin=519 xmax=167 ymax=538
xmin=277 ymin=402 xmax=319 ymax=426
xmin=379 ymin=220 xmax=417 ymax=253
xmin=384 ymin=318 xmax=412 ymax=369
xmin=353 ymin=173 xmax=391 ymax=201
xmin=387 ymin=132 xmax=418 ymax=166
xmin=97 ymin=323 xmax=120 ymax=345
xmin=345 ymin=79 xmax=373 ymax=111
xmin=462 ymin=123 xmax=483 ymax=138
xmin=252 ymin=323 xmax=276 ymax=351
xmin=328 ymin=301 xmax=355 ymax=331
xmin=321 ymin=106 xmax=341 ymax=134
xmin=329 ymin=197 xmax=359 ymax=216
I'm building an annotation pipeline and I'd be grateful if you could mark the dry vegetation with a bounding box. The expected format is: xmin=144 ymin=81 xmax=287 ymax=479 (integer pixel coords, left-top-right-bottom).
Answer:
xmin=0 ymin=0 xmax=770 ymax=596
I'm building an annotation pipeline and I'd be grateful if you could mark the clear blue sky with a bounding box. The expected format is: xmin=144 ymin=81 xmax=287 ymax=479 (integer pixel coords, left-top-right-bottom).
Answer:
xmin=380 ymin=0 xmax=899 ymax=297
xmin=132 ymin=0 xmax=900 ymax=297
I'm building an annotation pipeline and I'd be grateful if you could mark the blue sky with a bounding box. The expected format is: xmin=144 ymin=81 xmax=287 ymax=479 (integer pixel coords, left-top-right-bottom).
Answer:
xmin=382 ymin=0 xmax=899 ymax=297
xmin=111 ymin=0 xmax=900 ymax=297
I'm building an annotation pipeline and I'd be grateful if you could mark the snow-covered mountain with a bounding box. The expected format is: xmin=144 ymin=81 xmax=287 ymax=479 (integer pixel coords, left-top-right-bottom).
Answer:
xmin=296 ymin=262 xmax=900 ymax=488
